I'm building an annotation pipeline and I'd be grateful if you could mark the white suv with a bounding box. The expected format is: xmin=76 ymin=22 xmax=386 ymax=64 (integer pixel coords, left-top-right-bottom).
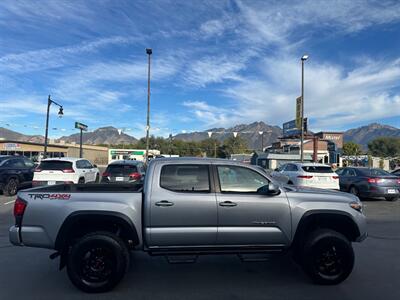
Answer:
xmin=271 ymin=162 xmax=339 ymax=190
xmin=33 ymin=157 xmax=100 ymax=186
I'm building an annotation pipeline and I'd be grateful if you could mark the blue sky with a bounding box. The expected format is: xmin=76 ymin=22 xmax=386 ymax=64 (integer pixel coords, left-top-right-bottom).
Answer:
xmin=1 ymin=0 xmax=400 ymax=139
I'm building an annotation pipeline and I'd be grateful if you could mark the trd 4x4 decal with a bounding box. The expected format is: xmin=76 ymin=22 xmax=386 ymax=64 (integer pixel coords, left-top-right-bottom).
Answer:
xmin=28 ymin=194 xmax=71 ymax=200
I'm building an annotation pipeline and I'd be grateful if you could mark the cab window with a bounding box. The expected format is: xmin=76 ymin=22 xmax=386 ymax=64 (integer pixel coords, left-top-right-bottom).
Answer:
xmin=217 ymin=165 xmax=269 ymax=193
xmin=160 ymin=164 xmax=210 ymax=192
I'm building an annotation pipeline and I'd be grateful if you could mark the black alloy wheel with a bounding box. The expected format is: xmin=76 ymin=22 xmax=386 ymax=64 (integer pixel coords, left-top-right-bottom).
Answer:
xmin=4 ymin=178 xmax=19 ymax=196
xmin=67 ymin=232 xmax=130 ymax=293
xmin=301 ymin=229 xmax=354 ymax=285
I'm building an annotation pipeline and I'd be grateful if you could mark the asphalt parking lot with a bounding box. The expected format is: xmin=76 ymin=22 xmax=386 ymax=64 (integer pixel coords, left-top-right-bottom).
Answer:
xmin=0 ymin=193 xmax=399 ymax=300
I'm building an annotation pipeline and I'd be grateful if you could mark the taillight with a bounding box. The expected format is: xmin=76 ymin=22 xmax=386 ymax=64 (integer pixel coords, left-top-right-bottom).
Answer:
xmin=397 ymin=179 xmax=400 ymax=184
xmin=14 ymin=197 xmax=27 ymax=227
xmin=34 ymin=167 xmax=42 ymax=172
xmin=129 ymin=172 xmax=142 ymax=180
xmin=297 ymin=175 xmax=313 ymax=179
xmin=102 ymin=172 xmax=111 ymax=177
xmin=368 ymin=178 xmax=382 ymax=184
xmin=332 ymin=176 xmax=339 ymax=179
xmin=62 ymin=169 xmax=75 ymax=173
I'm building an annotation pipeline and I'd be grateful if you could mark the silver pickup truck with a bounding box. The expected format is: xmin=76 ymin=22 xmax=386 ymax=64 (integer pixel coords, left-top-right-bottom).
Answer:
xmin=9 ymin=158 xmax=367 ymax=293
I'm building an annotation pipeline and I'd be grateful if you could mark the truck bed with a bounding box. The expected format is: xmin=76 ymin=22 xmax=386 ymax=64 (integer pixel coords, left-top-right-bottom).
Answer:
xmin=26 ymin=183 xmax=144 ymax=193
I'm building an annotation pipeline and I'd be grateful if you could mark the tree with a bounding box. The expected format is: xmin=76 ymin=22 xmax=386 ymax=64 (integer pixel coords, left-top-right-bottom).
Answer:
xmin=368 ymin=137 xmax=400 ymax=157
xmin=223 ymin=136 xmax=249 ymax=156
xmin=342 ymin=142 xmax=363 ymax=156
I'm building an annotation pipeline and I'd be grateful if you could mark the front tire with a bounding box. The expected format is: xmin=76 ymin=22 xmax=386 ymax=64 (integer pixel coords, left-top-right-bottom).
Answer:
xmin=301 ymin=229 xmax=354 ymax=285
xmin=67 ymin=232 xmax=130 ymax=293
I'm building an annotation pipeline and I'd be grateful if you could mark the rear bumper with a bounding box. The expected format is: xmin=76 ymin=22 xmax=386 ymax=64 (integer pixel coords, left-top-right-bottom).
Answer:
xmin=9 ymin=225 xmax=53 ymax=248
xmin=9 ymin=226 xmax=22 ymax=246
xmin=360 ymin=186 xmax=400 ymax=198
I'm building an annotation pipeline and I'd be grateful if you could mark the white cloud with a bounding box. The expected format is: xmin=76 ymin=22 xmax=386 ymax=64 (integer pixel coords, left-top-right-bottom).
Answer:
xmin=0 ymin=36 xmax=139 ymax=73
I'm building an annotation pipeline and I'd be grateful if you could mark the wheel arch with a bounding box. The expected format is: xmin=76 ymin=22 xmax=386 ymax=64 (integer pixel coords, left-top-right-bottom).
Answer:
xmin=292 ymin=210 xmax=361 ymax=249
xmin=55 ymin=210 xmax=140 ymax=252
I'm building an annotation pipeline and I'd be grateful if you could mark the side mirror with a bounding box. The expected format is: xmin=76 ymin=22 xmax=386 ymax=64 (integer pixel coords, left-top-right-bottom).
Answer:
xmin=93 ymin=164 xmax=98 ymax=168
xmin=257 ymin=183 xmax=280 ymax=196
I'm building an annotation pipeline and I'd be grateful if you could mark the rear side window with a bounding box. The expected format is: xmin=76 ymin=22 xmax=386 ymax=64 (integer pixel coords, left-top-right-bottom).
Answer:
xmin=107 ymin=164 xmax=138 ymax=175
xmin=39 ymin=161 xmax=73 ymax=170
xmin=285 ymin=164 xmax=298 ymax=171
xmin=360 ymin=168 xmax=391 ymax=176
xmin=160 ymin=164 xmax=210 ymax=192
xmin=4 ymin=159 xmax=25 ymax=168
xmin=302 ymin=166 xmax=333 ymax=173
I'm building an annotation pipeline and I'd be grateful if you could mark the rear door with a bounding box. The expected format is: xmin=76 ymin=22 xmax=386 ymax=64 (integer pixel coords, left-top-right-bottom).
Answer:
xmin=83 ymin=160 xmax=96 ymax=182
xmin=147 ymin=163 xmax=217 ymax=247
xmin=215 ymin=165 xmax=291 ymax=247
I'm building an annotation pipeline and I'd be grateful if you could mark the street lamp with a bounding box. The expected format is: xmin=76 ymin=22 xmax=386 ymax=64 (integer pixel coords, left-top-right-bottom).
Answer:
xmin=44 ymin=95 xmax=63 ymax=159
xmin=300 ymin=54 xmax=309 ymax=162
xmin=145 ymin=48 xmax=152 ymax=164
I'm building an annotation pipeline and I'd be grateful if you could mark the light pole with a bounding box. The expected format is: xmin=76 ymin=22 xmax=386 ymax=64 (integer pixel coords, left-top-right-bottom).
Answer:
xmin=300 ymin=54 xmax=309 ymax=162
xmin=259 ymin=131 xmax=264 ymax=151
xmin=44 ymin=95 xmax=63 ymax=159
xmin=145 ymin=48 xmax=152 ymax=164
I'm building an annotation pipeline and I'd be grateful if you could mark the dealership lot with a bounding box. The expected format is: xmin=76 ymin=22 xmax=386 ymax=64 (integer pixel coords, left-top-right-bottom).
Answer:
xmin=0 ymin=194 xmax=399 ymax=300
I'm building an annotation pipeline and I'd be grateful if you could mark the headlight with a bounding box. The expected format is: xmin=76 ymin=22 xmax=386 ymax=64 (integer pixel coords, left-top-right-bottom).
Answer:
xmin=349 ymin=201 xmax=363 ymax=213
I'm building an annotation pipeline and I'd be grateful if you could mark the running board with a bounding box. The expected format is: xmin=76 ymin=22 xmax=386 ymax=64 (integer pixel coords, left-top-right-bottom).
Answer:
xmin=238 ymin=253 xmax=272 ymax=262
xmin=166 ymin=255 xmax=198 ymax=264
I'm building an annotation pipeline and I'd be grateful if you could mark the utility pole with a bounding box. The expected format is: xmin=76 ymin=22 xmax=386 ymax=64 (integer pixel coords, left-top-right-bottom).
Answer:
xmin=145 ymin=48 xmax=152 ymax=164
xmin=300 ymin=54 xmax=309 ymax=162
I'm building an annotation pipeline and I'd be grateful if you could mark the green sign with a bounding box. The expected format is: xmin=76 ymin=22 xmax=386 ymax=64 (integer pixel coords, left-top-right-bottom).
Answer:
xmin=75 ymin=122 xmax=88 ymax=131
xmin=132 ymin=151 xmax=144 ymax=155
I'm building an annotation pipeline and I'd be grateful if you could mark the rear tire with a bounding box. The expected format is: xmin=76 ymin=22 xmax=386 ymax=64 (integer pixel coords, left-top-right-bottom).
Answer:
xmin=300 ymin=229 xmax=354 ymax=285
xmin=67 ymin=231 xmax=130 ymax=293
xmin=385 ymin=197 xmax=398 ymax=202
xmin=3 ymin=177 xmax=19 ymax=196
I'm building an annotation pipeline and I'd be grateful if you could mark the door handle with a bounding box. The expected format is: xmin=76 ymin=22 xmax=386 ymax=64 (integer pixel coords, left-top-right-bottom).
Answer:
xmin=155 ymin=200 xmax=174 ymax=207
xmin=219 ymin=201 xmax=237 ymax=207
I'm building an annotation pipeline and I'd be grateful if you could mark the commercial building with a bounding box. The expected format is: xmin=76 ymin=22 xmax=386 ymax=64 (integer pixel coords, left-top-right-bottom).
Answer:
xmin=0 ymin=140 xmax=108 ymax=165
xmin=108 ymin=148 xmax=160 ymax=163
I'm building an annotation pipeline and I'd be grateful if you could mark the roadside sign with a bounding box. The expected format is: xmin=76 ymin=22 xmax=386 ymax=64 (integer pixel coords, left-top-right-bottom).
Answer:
xmin=75 ymin=122 xmax=88 ymax=131
xmin=283 ymin=120 xmax=299 ymax=137
xmin=296 ymin=96 xmax=302 ymax=129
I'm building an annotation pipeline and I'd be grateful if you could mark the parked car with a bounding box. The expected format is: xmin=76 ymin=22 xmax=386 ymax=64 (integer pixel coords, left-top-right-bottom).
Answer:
xmin=32 ymin=157 xmax=100 ymax=186
xmin=0 ymin=155 xmax=35 ymax=196
xmin=271 ymin=162 xmax=339 ymax=189
xmin=101 ymin=160 xmax=145 ymax=183
xmin=10 ymin=158 xmax=366 ymax=292
xmin=337 ymin=167 xmax=400 ymax=201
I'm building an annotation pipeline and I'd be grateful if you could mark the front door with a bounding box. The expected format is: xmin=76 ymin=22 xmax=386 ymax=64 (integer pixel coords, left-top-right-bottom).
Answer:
xmin=147 ymin=163 xmax=217 ymax=247
xmin=215 ymin=165 xmax=291 ymax=247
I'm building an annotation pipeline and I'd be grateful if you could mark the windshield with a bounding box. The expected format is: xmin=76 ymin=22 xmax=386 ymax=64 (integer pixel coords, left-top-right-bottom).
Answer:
xmin=107 ymin=164 xmax=138 ymax=175
xmin=39 ymin=161 xmax=72 ymax=170
xmin=302 ymin=166 xmax=333 ymax=173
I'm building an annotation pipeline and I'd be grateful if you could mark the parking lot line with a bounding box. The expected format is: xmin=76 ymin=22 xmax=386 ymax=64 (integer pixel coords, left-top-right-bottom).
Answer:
xmin=4 ymin=200 xmax=15 ymax=205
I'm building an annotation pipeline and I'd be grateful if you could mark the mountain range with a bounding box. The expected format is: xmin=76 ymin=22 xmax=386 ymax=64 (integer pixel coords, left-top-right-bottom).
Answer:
xmin=1 ymin=122 xmax=399 ymax=149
